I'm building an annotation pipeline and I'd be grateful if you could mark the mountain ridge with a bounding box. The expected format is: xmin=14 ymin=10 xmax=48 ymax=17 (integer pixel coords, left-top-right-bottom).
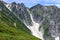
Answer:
xmin=0 ymin=0 xmax=60 ymax=40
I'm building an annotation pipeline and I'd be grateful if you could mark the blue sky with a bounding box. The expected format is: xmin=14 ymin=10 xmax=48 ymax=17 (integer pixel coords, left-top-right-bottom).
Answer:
xmin=3 ymin=0 xmax=60 ymax=8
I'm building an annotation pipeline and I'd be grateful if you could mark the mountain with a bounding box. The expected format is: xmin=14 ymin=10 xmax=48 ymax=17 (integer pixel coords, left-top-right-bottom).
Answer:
xmin=0 ymin=1 xmax=40 ymax=40
xmin=30 ymin=4 xmax=60 ymax=40
xmin=0 ymin=0 xmax=60 ymax=40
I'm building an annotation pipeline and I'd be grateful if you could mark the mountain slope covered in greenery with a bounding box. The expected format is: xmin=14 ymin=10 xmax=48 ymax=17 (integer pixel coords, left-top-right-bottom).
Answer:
xmin=0 ymin=1 xmax=40 ymax=40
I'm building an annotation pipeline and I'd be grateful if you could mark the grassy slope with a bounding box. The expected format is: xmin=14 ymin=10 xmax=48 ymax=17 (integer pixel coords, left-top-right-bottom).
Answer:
xmin=0 ymin=1 xmax=40 ymax=40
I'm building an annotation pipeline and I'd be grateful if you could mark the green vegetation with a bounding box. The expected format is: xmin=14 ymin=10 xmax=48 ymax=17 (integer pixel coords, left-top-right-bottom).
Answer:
xmin=0 ymin=19 xmax=40 ymax=40
xmin=41 ymin=19 xmax=53 ymax=40
xmin=42 ymin=19 xmax=51 ymax=36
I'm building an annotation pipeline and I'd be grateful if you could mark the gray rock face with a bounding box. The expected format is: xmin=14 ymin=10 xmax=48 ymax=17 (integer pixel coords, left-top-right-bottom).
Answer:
xmin=9 ymin=2 xmax=32 ymax=26
xmin=30 ymin=4 xmax=44 ymax=23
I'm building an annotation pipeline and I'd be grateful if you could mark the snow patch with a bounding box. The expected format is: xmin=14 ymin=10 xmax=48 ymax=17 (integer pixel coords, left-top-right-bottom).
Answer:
xmin=5 ymin=4 xmax=12 ymax=11
xmin=55 ymin=36 xmax=59 ymax=40
xmin=25 ymin=9 xmax=44 ymax=40
xmin=30 ymin=14 xmax=44 ymax=40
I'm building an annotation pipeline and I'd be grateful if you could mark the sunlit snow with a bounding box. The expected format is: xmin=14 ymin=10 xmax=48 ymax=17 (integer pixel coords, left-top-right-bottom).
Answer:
xmin=5 ymin=4 xmax=12 ymax=11
xmin=30 ymin=14 xmax=44 ymax=40
xmin=55 ymin=36 xmax=59 ymax=40
xmin=24 ymin=9 xmax=44 ymax=40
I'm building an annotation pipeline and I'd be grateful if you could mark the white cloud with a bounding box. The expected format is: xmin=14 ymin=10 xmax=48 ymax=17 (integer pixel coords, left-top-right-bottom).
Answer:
xmin=2 ymin=0 xmax=60 ymax=8
xmin=44 ymin=0 xmax=60 ymax=3
xmin=55 ymin=4 xmax=60 ymax=8
xmin=3 ymin=0 xmax=60 ymax=4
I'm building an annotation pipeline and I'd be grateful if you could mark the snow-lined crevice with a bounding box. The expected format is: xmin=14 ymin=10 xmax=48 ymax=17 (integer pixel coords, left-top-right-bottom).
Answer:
xmin=24 ymin=14 xmax=44 ymax=40
xmin=5 ymin=4 xmax=12 ymax=11
xmin=26 ymin=9 xmax=44 ymax=40
xmin=30 ymin=14 xmax=44 ymax=40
